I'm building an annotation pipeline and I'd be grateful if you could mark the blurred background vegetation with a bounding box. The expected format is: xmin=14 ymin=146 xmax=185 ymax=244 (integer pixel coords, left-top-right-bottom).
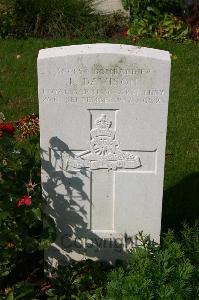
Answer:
xmin=0 ymin=0 xmax=198 ymax=40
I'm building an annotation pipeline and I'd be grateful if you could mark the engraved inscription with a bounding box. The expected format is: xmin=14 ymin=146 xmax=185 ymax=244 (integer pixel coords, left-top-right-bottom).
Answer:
xmin=40 ymin=64 xmax=165 ymax=104
xmin=41 ymin=89 xmax=165 ymax=104
xmin=82 ymin=77 xmax=137 ymax=86
xmin=93 ymin=66 xmax=150 ymax=75
xmin=42 ymin=96 xmax=163 ymax=104
xmin=53 ymin=65 xmax=150 ymax=76
xmin=42 ymin=88 xmax=164 ymax=97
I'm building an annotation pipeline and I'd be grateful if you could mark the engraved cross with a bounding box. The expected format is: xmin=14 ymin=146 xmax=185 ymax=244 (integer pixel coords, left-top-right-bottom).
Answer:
xmin=50 ymin=111 xmax=156 ymax=235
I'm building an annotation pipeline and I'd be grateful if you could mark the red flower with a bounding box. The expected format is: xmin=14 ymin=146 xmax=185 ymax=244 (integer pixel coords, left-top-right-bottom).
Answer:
xmin=3 ymin=123 xmax=15 ymax=134
xmin=0 ymin=123 xmax=15 ymax=134
xmin=16 ymin=196 xmax=32 ymax=207
xmin=122 ymin=30 xmax=128 ymax=37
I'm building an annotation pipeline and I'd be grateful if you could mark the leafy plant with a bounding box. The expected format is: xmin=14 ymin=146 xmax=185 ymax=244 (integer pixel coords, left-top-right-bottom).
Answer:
xmin=0 ymin=0 xmax=97 ymax=38
xmin=128 ymin=11 xmax=190 ymax=41
xmin=0 ymin=113 xmax=56 ymax=283
xmin=0 ymin=0 xmax=129 ymax=39
xmin=45 ymin=260 xmax=112 ymax=299
xmin=122 ymin=0 xmax=190 ymax=41
xmin=122 ymin=0 xmax=184 ymax=18
xmin=105 ymin=226 xmax=199 ymax=299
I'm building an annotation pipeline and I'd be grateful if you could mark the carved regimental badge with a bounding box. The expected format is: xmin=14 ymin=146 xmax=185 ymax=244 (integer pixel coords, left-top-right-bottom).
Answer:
xmin=66 ymin=114 xmax=141 ymax=171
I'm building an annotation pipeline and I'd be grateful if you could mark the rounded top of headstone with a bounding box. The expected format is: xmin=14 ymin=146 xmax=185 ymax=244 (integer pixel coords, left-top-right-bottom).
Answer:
xmin=38 ymin=43 xmax=170 ymax=62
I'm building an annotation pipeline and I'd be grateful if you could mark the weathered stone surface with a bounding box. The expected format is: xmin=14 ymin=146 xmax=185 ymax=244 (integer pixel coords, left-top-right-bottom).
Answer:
xmin=38 ymin=43 xmax=171 ymax=266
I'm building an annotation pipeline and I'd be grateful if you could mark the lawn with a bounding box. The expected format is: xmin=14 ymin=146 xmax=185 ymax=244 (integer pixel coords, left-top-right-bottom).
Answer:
xmin=0 ymin=37 xmax=198 ymax=231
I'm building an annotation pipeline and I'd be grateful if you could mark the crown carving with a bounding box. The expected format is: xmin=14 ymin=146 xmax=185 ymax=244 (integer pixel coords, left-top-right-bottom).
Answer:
xmin=95 ymin=114 xmax=112 ymax=130
xmin=91 ymin=114 xmax=115 ymax=139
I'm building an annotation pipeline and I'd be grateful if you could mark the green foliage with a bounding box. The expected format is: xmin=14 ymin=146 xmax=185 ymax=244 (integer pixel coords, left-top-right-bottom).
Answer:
xmin=2 ymin=225 xmax=197 ymax=300
xmin=0 ymin=0 xmax=97 ymax=38
xmin=79 ymin=12 xmax=129 ymax=39
xmin=0 ymin=115 xmax=56 ymax=282
xmin=128 ymin=11 xmax=190 ymax=41
xmin=122 ymin=0 xmax=190 ymax=41
xmin=45 ymin=260 xmax=111 ymax=299
xmin=122 ymin=0 xmax=184 ymax=18
xmin=14 ymin=0 xmax=96 ymax=37
xmin=4 ymin=282 xmax=35 ymax=300
xmin=0 ymin=0 xmax=128 ymax=39
xmin=0 ymin=0 xmax=195 ymax=40
xmin=0 ymin=1 xmax=14 ymax=38
xmin=105 ymin=227 xmax=199 ymax=299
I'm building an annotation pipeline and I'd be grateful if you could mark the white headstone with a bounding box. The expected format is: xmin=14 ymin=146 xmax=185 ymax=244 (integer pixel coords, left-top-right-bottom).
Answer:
xmin=94 ymin=0 xmax=126 ymax=14
xmin=38 ymin=44 xmax=171 ymax=266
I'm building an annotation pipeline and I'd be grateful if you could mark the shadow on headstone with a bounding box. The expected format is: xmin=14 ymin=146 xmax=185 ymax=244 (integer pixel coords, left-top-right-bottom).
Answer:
xmin=161 ymin=172 xmax=199 ymax=233
xmin=41 ymin=137 xmax=128 ymax=268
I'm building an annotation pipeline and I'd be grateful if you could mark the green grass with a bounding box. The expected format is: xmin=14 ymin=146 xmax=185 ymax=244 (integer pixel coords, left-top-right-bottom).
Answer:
xmin=0 ymin=37 xmax=198 ymax=230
